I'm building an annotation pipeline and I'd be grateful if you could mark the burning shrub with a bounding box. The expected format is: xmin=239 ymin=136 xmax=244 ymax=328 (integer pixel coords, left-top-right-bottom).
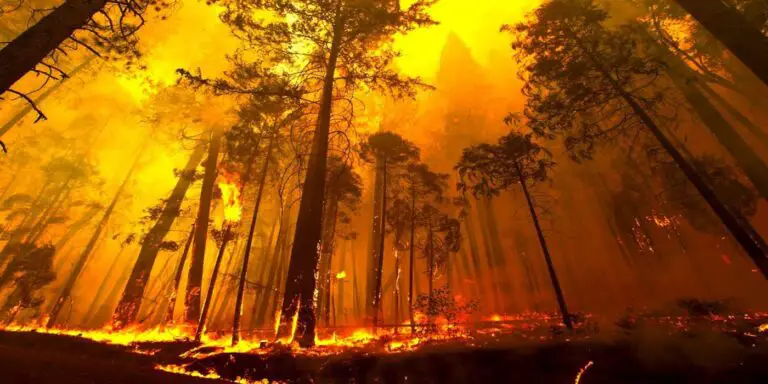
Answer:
xmin=413 ymin=287 xmax=478 ymax=335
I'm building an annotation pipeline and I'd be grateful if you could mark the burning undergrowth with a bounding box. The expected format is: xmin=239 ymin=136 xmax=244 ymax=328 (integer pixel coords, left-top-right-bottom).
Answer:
xmin=1 ymin=302 xmax=767 ymax=383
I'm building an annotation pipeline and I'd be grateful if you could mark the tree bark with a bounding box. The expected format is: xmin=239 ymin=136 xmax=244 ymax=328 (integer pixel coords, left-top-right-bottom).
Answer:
xmin=276 ymin=14 xmax=344 ymax=347
xmin=673 ymin=0 xmax=768 ymax=89
xmin=0 ymin=0 xmax=108 ymax=95
xmin=232 ymin=135 xmax=275 ymax=345
xmin=185 ymin=129 xmax=223 ymax=324
xmin=46 ymin=141 xmax=146 ymax=328
xmin=195 ymin=225 xmax=231 ymax=341
xmin=112 ymin=144 xmax=205 ymax=327
xmin=372 ymin=158 xmax=388 ymax=329
xmin=515 ymin=162 xmax=573 ymax=330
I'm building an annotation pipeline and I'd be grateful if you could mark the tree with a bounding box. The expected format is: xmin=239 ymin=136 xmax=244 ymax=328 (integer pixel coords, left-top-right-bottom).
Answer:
xmin=111 ymin=144 xmax=205 ymax=328
xmin=672 ymin=0 xmax=768 ymax=88
xmin=360 ymin=131 xmax=419 ymax=328
xmin=216 ymin=0 xmax=437 ymax=346
xmin=184 ymin=128 xmax=223 ymax=324
xmin=317 ymin=155 xmax=362 ymax=327
xmin=0 ymin=244 xmax=56 ymax=324
xmin=510 ymin=0 xmax=768 ymax=279
xmin=398 ymin=163 xmax=448 ymax=332
xmin=46 ymin=140 xmax=148 ymax=328
xmin=456 ymin=132 xmax=573 ymax=330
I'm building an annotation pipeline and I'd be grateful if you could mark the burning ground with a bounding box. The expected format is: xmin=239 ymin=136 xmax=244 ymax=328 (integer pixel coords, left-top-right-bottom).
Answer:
xmin=2 ymin=307 xmax=768 ymax=383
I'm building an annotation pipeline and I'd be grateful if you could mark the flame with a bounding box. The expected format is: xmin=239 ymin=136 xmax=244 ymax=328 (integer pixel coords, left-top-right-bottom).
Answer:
xmin=574 ymin=361 xmax=594 ymax=384
xmin=336 ymin=271 xmax=347 ymax=279
xmin=218 ymin=180 xmax=242 ymax=223
xmin=490 ymin=314 xmax=502 ymax=322
xmin=758 ymin=323 xmax=768 ymax=333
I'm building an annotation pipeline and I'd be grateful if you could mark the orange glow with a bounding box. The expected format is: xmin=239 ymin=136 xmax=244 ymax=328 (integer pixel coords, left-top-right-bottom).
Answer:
xmin=218 ymin=178 xmax=243 ymax=223
xmin=574 ymin=361 xmax=594 ymax=384
xmin=335 ymin=271 xmax=347 ymax=279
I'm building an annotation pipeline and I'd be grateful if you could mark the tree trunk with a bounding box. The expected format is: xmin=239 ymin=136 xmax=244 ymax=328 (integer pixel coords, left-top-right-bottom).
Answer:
xmin=515 ymin=162 xmax=573 ymax=330
xmin=351 ymin=240 xmax=361 ymax=320
xmin=0 ymin=56 xmax=96 ymax=138
xmin=408 ymin=188 xmax=416 ymax=334
xmin=165 ymin=224 xmax=195 ymax=324
xmin=195 ymin=225 xmax=231 ymax=342
xmin=46 ymin=142 xmax=146 ymax=328
xmin=321 ymin=201 xmax=339 ymax=327
xmin=366 ymin=166 xmax=385 ymax=322
xmin=232 ymin=135 xmax=275 ymax=346
xmin=673 ymin=0 xmax=768 ymax=89
xmin=276 ymin=14 xmax=344 ymax=348
xmin=185 ymin=129 xmax=223 ymax=324
xmin=372 ymin=158 xmax=388 ymax=329
xmin=254 ymin=214 xmax=287 ymax=328
xmin=113 ymin=144 xmax=205 ymax=327
xmin=337 ymin=240 xmax=347 ymax=325
xmin=0 ymin=0 xmax=108 ymax=95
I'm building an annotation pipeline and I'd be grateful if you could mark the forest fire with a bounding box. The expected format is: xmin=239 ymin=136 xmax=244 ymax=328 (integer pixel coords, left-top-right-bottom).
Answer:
xmin=2 ymin=0 xmax=768 ymax=382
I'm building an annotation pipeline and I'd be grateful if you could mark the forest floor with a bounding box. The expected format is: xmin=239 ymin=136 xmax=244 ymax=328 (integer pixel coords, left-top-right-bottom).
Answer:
xmin=1 ymin=314 xmax=767 ymax=384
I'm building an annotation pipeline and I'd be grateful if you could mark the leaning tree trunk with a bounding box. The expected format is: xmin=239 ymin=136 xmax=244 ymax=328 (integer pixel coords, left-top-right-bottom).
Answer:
xmin=673 ymin=0 xmax=768 ymax=89
xmin=81 ymin=246 xmax=127 ymax=326
xmin=573 ymin=29 xmax=768 ymax=279
xmin=0 ymin=0 xmax=108 ymax=95
xmin=232 ymin=135 xmax=275 ymax=346
xmin=696 ymin=81 xmax=768 ymax=147
xmin=371 ymin=158 xmax=388 ymax=329
xmin=46 ymin=142 xmax=146 ymax=328
xmin=276 ymin=15 xmax=344 ymax=348
xmin=164 ymin=224 xmax=196 ymax=323
xmin=0 ymin=56 xmax=96 ymax=138
xmin=515 ymin=162 xmax=573 ymax=330
xmin=195 ymin=225 xmax=232 ymax=342
xmin=113 ymin=144 xmax=206 ymax=328
xmin=185 ymin=129 xmax=223 ymax=324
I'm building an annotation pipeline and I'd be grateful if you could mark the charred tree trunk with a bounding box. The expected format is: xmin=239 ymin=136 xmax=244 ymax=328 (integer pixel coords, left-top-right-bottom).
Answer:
xmin=408 ymin=187 xmax=416 ymax=334
xmin=372 ymin=158 xmax=388 ymax=329
xmin=185 ymin=129 xmax=223 ymax=324
xmin=165 ymin=224 xmax=195 ymax=324
xmin=0 ymin=57 xmax=95 ymax=138
xmin=46 ymin=143 xmax=145 ymax=328
xmin=515 ymin=161 xmax=573 ymax=330
xmin=232 ymin=135 xmax=275 ymax=345
xmin=673 ymin=0 xmax=768 ymax=89
xmin=195 ymin=225 xmax=231 ymax=342
xmin=254 ymin=213 xmax=287 ymax=328
xmin=0 ymin=0 xmax=108 ymax=95
xmin=113 ymin=144 xmax=205 ymax=327
xmin=276 ymin=14 xmax=344 ymax=348
xmin=366 ymin=165 xmax=385 ymax=322
xmin=696 ymin=82 xmax=768 ymax=147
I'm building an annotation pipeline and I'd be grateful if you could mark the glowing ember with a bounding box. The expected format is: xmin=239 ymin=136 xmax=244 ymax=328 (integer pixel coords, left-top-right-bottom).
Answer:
xmin=336 ymin=271 xmax=347 ymax=279
xmin=574 ymin=361 xmax=594 ymax=384
xmin=758 ymin=324 xmax=768 ymax=333
xmin=490 ymin=314 xmax=502 ymax=322
xmin=218 ymin=180 xmax=243 ymax=223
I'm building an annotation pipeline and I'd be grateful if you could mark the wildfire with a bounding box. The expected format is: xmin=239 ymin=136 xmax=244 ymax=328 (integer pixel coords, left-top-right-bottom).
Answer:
xmin=218 ymin=180 xmax=243 ymax=223
xmin=335 ymin=271 xmax=347 ymax=279
xmin=759 ymin=323 xmax=768 ymax=333
xmin=574 ymin=361 xmax=594 ymax=384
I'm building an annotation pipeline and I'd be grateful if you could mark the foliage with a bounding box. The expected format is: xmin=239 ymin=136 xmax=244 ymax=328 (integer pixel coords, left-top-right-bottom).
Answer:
xmin=413 ymin=287 xmax=479 ymax=335
xmin=456 ymin=132 xmax=554 ymax=198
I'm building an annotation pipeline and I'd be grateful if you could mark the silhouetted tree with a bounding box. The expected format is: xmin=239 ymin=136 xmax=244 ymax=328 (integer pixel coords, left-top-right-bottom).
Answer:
xmin=457 ymin=132 xmax=573 ymax=330
xmin=510 ymin=0 xmax=768 ymax=279
xmin=361 ymin=131 xmax=419 ymax=328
